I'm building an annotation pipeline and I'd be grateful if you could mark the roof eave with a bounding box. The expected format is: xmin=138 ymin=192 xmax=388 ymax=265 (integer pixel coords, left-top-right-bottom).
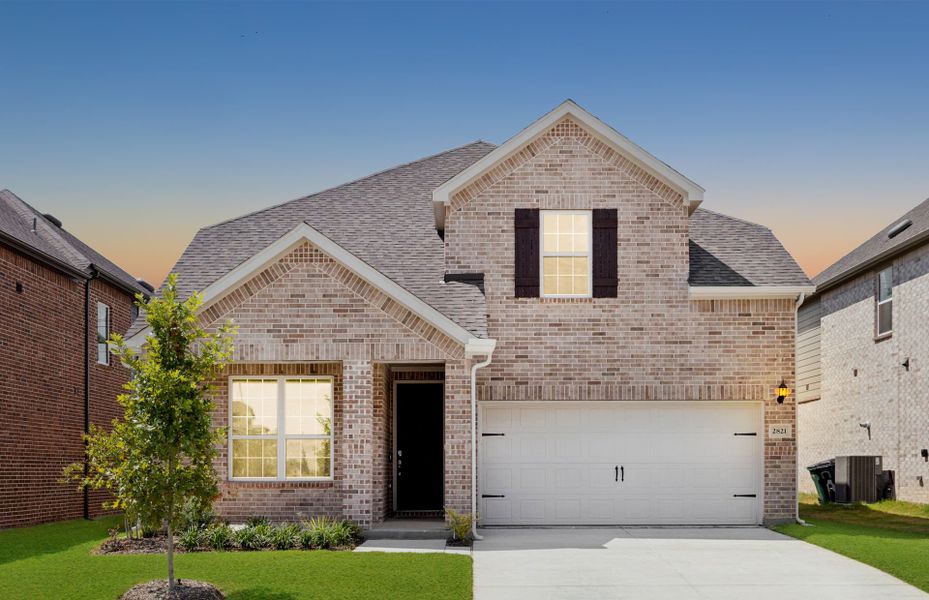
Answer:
xmin=689 ymin=285 xmax=815 ymax=300
xmin=813 ymin=228 xmax=929 ymax=297
xmin=125 ymin=222 xmax=494 ymax=355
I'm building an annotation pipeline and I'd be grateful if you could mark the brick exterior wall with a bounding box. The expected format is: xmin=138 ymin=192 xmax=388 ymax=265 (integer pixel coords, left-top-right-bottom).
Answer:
xmin=200 ymin=244 xmax=469 ymax=525
xmin=196 ymin=116 xmax=799 ymax=525
xmin=446 ymin=117 xmax=798 ymax=523
xmin=799 ymin=242 xmax=929 ymax=503
xmin=0 ymin=243 xmax=133 ymax=528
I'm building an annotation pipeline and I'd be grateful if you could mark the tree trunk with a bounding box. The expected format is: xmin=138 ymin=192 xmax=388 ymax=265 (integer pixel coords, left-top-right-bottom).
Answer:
xmin=166 ymin=519 xmax=175 ymax=591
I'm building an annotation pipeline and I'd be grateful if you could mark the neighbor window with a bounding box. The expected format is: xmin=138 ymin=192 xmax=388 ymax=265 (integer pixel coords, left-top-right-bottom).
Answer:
xmin=230 ymin=377 xmax=333 ymax=480
xmin=877 ymin=267 xmax=893 ymax=336
xmin=96 ymin=303 xmax=110 ymax=365
xmin=541 ymin=210 xmax=592 ymax=297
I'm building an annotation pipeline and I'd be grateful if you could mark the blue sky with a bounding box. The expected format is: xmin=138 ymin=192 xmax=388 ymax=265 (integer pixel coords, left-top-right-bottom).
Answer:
xmin=1 ymin=1 xmax=927 ymax=284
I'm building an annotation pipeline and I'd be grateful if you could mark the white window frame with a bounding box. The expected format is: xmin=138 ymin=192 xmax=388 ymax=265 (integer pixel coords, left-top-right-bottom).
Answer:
xmin=96 ymin=302 xmax=110 ymax=365
xmin=876 ymin=267 xmax=893 ymax=337
xmin=539 ymin=209 xmax=593 ymax=299
xmin=228 ymin=375 xmax=335 ymax=482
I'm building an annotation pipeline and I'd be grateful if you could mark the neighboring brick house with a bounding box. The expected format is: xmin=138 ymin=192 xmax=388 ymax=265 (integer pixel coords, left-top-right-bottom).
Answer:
xmin=0 ymin=190 xmax=149 ymax=528
xmin=798 ymin=198 xmax=929 ymax=503
xmin=127 ymin=100 xmax=811 ymax=527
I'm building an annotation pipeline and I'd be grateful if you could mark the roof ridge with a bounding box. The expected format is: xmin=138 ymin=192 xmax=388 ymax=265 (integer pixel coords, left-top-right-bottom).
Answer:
xmin=694 ymin=207 xmax=771 ymax=232
xmin=201 ymin=140 xmax=496 ymax=232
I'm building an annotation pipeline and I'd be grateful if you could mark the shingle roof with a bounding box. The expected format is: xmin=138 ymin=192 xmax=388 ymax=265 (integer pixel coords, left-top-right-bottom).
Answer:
xmin=689 ymin=209 xmax=810 ymax=287
xmin=813 ymin=197 xmax=929 ymax=290
xmin=139 ymin=143 xmax=808 ymax=339
xmin=0 ymin=189 xmax=146 ymax=295
xmin=163 ymin=141 xmax=497 ymax=337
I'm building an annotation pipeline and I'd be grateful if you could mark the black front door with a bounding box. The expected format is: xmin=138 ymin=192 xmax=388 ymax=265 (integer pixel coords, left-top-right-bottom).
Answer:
xmin=395 ymin=383 xmax=443 ymax=512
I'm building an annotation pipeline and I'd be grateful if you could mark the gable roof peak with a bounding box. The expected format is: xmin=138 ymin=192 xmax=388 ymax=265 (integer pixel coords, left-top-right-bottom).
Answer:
xmin=431 ymin=100 xmax=705 ymax=229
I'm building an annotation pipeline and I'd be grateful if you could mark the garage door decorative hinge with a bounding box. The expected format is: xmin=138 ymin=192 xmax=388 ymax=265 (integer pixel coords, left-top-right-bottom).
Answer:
xmin=481 ymin=433 xmax=505 ymax=437
xmin=481 ymin=494 xmax=505 ymax=498
xmin=733 ymin=494 xmax=757 ymax=498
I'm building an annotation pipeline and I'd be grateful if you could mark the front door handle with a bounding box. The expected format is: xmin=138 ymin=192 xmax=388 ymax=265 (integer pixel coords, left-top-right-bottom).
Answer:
xmin=615 ymin=466 xmax=619 ymax=482
xmin=621 ymin=466 xmax=624 ymax=482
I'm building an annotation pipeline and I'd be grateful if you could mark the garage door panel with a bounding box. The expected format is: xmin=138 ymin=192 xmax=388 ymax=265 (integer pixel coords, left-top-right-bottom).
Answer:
xmin=480 ymin=402 xmax=762 ymax=525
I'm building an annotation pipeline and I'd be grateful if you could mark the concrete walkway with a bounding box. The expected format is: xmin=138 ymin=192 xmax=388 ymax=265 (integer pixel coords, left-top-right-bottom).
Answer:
xmin=473 ymin=527 xmax=929 ymax=600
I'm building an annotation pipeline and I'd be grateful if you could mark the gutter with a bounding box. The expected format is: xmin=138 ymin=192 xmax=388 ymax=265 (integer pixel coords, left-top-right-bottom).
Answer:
xmin=813 ymin=228 xmax=929 ymax=297
xmin=468 ymin=349 xmax=494 ymax=540
xmin=0 ymin=230 xmax=88 ymax=281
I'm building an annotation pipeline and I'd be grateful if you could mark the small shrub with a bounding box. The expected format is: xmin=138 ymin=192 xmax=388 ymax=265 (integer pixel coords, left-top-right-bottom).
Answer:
xmin=178 ymin=527 xmax=204 ymax=552
xmin=178 ymin=498 xmax=215 ymax=531
xmin=245 ymin=516 xmax=271 ymax=527
xmin=271 ymin=523 xmax=300 ymax=550
xmin=205 ymin=523 xmax=233 ymax=551
xmin=445 ymin=508 xmax=474 ymax=542
xmin=235 ymin=523 xmax=274 ymax=550
xmin=298 ymin=516 xmax=358 ymax=549
xmin=297 ymin=528 xmax=316 ymax=550
xmin=327 ymin=521 xmax=356 ymax=548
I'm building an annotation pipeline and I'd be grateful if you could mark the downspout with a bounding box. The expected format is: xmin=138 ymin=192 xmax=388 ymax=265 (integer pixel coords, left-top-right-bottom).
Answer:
xmin=794 ymin=292 xmax=807 ymax=525
xmin=82 ymin=268 xmax=98 ymax=520
xmin=470 ymin=353 xmax=493 ymax=540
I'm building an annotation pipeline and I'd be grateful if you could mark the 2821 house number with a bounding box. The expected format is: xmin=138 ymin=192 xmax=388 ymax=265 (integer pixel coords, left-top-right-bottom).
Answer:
xmin=769 ymin=425 xmax=792 ymax=439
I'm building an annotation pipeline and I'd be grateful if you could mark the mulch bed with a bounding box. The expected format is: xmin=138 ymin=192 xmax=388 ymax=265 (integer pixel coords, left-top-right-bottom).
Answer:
xmin=120 ymin=580 xmax=224 ymax=600
xmin=446 ymin=538 xmax=473 ymax=547
xmin=98 ymin=536 xmax=171 ymax=555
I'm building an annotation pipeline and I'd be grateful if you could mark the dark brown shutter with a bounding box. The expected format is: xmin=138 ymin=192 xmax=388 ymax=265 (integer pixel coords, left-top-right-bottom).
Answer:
xmin=592 ymin=208 xmax=618 ymax=298
xmin=514 ymin=208 xmax=540 ymax=297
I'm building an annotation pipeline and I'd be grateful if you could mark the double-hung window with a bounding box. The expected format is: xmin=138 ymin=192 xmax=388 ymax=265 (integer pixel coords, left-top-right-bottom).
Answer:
xmin=96 ymin=303 xmax=110 ymax=365
xmin=540 ymin=210 xmax=592 ymax=297
xmin=230 ymin=377 xmax=334 ymax=480
xmin=876 ymin=267 xmax=893 ymax=336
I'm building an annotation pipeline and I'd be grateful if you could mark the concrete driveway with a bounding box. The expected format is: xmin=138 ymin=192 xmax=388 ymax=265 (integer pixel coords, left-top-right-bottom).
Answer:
xmin=473 ymin=527 xmax=929 ymax=600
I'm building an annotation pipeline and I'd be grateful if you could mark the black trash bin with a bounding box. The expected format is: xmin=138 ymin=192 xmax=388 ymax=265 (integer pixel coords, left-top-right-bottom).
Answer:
xmin=807 ymin=459 xmax=836 ymax=504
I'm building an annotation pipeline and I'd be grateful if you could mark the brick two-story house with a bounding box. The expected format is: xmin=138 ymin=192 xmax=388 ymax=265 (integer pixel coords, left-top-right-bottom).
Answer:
xmin=0 ymin=190 xmax=149 ymax=528
xmin=127 ymin=101 xmax=811 ymax=527
xmin=798 ymin=197 xmax=929 ymax=503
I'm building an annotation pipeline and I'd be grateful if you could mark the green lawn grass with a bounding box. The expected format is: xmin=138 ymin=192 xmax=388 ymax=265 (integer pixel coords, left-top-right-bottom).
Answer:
xmin=0 ymin=517 xmax=471 ymax=600
xmin=776 ymin=494 xmax=929 ymax=592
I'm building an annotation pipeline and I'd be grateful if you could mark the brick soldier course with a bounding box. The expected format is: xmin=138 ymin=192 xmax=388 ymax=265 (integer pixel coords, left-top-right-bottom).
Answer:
xmin=127 ymin=100 xmax=811 ymax=526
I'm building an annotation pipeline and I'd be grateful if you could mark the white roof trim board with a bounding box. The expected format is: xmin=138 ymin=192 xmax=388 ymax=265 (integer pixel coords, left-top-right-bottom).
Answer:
xmin=689 ymin=286 xmax=814 ymax=300
xmin=432 ymin=99 xmax=706 ymax=230
xmin=126 ymin=222 xmax=496 ymax=357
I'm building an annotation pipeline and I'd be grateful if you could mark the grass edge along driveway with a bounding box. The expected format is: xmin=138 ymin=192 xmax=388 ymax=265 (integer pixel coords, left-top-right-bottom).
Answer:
xmin=776 ymin=494 xmax=929 ymax=594
xmin=0 ymin=517 xmax=471 ymax=600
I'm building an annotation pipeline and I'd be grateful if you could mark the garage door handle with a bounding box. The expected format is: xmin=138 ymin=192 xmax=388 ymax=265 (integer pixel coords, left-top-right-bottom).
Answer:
xmin=615 ymin=466 xmax=623 ymax=482
xmin=733 ymin=432 xmax=757 ymax=436
xmin=481 ymin=433 xmax=505 ymax=437
xmin=482 ymin=494 xmax=505 ymax=498
xmin=733 ymin=494 xmax=757 ymax=498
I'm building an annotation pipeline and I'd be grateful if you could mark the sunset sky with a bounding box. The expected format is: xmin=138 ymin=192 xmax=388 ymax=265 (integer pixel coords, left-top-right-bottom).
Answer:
xmin=2 ymin=1 xmax=927 ymax=287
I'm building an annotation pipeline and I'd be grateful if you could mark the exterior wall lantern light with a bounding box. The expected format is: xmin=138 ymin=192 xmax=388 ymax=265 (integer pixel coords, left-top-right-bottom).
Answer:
xmin=776 ymin=379 xmax=790 ymax=404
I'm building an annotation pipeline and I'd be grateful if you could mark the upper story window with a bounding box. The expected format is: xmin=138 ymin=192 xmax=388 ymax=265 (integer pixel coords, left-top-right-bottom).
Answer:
xmin=876 ymin=267 xmax=893 ymax=336
xmin=229 ymin=377 xmax=334 ymax=481
xmin=96 ymin=303 xmax=110 ymax=365
xmin=540 ymin=211 xmax=592 ymax=297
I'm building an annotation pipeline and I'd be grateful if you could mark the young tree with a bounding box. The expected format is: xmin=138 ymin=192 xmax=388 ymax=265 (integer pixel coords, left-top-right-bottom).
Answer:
xmin=66 ymin=274 xmax=235 ymax=591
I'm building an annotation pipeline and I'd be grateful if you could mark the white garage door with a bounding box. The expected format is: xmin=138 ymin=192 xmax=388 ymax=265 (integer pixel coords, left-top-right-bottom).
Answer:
xmin=479 ymin=401 xmax=763 ymax=525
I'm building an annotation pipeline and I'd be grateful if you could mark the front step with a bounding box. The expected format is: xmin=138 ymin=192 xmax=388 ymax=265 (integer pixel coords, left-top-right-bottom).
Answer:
xmin=364 ymin=519 xmax=449 ymax=540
